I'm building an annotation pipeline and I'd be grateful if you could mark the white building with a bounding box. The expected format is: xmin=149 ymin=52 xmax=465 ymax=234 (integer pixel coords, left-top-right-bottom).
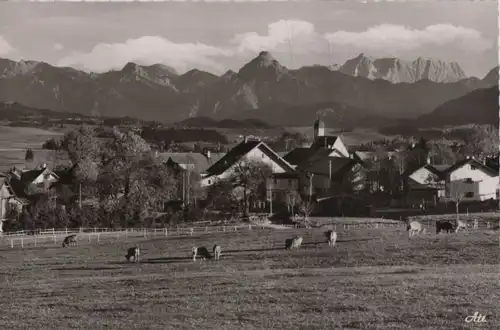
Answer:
xmin=200 ymin=138 xmax=297 ymax=188
xmin=442 ymin=158 xmax=499 ymax=202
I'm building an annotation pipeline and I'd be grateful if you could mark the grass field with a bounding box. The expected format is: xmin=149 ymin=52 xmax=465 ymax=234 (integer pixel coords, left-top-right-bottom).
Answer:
xmin=0 ymin=226 xmax=498 ymax=329
xmin=0 ymin=126 xmax=66 ymax=171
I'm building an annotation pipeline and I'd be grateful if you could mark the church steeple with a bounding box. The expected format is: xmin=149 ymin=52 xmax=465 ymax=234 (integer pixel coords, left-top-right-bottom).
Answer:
xmin=313 ymin=117 xmax=325 ymax=141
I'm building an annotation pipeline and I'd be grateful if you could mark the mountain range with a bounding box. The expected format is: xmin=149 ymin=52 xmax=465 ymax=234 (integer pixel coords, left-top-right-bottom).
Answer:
xmin=0 ymin=52 xmax=497 ymax=127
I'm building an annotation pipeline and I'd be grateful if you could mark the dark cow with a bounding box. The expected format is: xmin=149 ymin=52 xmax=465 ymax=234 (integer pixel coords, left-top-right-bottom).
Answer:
xmin=436 ymin=221 xmax=454 ymax=234
xmin=324 ymin=230 xmax=338 ymax=247
xmin=125 ymin=247 xmax=140 ymax=263
xmin=62 ymin=234 xmax=77 ymax=247
xmin=192 ymin=246 xmax=211 ymax=261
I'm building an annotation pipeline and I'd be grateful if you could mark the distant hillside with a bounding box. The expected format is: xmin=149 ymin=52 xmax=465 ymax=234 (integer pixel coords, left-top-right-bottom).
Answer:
xmin=414 ymin=86 xmax=499 ymax=127
xmin=175 ymin=116 xmax=272 ymax=129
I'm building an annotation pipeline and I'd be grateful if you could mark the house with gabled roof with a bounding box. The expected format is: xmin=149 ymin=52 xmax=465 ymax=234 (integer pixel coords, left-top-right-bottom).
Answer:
xmin=0 ymin=173 xmax=30 ymax=233
xmin=200 ymin=138 xmax=297 ymax=188
xmin=404 ymin=157 xmax=499 ymax=205
xmin=157 ymin=150 xmax=226 ymax=175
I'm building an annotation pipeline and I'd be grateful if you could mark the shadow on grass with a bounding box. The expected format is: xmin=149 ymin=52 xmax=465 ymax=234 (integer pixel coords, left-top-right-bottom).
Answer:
xmin=53 ymin=266 xmax=122 ymax=271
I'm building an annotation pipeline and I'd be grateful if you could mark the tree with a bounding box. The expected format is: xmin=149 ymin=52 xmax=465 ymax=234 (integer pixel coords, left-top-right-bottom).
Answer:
xmin=205 ymin=179 xmax=241 ymax=215
xmin=451 ymin=190 xmax=465 ymax=223
xmin=229 ymin=158 xmax=273 ymax=216
xmin=97 ymin=130 xmax=177 ymax=227
xmin=60 ymin=125 xmax=102 ymax=165
xmin=285 ymin=189 xmax=302 ymax=215
xmin=468 ymin=124 xmax=499 ymax=159
xmin=25 ymin=149 xmax=34 ymax=163
xmin=298 ymin=199 xmax=315 ymax=222
xmin=428 ymin=139 xmax=459 ymax=164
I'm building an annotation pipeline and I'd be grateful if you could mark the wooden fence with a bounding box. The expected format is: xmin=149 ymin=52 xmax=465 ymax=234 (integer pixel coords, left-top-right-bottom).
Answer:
xmin=0 ymin=221 xmax=409 ymax=249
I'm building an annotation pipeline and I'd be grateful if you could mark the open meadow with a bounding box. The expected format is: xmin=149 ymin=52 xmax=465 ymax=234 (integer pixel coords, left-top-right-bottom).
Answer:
xmin=0 ymin=126 xmax=66 ymax=171
xmin=0 ymin=226 xmax=498 ymax=330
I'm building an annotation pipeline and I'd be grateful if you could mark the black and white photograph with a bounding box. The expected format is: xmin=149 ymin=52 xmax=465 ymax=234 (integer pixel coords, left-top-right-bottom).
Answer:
xmin=0 ymin=1 xmax=498 ymax=329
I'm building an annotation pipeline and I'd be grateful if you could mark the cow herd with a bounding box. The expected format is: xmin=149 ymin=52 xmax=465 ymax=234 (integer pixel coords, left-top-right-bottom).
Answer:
xmin=407 ymin=219 xmax=471 ymax=237
xmin=57 ymin=219 xmax=473 ymax=264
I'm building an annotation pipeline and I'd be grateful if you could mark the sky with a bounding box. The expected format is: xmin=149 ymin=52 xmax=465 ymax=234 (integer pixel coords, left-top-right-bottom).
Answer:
xmin=0 ymin=2 xmax=497 ymax=78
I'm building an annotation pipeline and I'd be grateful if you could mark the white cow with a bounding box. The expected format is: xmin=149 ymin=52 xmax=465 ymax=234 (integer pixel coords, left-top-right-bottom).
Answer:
xmin=213 ymin=244 xmax=222 ymax=261
xmin=407 ymin=221 xmax=425 ymax=237
xmin=324 ymin=230 xmax=337 ymax=248
xmin=455 ymin=219 xmax=468 ymax=233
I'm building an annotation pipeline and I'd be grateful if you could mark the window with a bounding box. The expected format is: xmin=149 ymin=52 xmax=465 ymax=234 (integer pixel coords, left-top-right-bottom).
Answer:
xmin=208 ymin=179 xmax=212 ymax=185
xmin=465 ymin=192 xmax=474 ymax=198
xmin=44 ymin=174 xmax=50 ymax=180
xmin=288 ymin=179 xmax=293 ymax=185
xmin=464 ymin=178 xmax=473 ymax=183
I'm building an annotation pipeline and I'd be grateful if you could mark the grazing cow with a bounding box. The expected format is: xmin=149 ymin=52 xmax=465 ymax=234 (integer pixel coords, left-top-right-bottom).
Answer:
xmin=192 ymin=246 xmax=211 ymax=261
xmin=436 ymin=221 xmax=454 ymax=234
xmin=125 ymin=247 xmax=140 ymax=263
xmin=407 ymin=221 xmax=425 ymax=237
xmin=324 ymin=230 xmax=338 ymax=248
xmin=62 ymin=234 xmax=77 ymax=248
xmin=455 ymin=219 xmax=468 ymax=233
xmin=213 ymin=244 xmax=222 ymax=261
xmin=285 ymin=236 xmax=303 ymax=250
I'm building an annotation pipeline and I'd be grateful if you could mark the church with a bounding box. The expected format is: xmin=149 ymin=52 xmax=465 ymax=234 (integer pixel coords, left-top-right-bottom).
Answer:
xmin=282 ymin=118 xmax=364 ymax=199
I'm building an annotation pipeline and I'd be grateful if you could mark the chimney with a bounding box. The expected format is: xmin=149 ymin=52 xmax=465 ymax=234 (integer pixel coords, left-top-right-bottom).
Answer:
xmin=244 ymin=136 xmax=248 ymax=143
xmin=426 ymin=157 xmax=431 ymax=165
xmin=42 ymin=163 xmax=47 ymax=169
xmin=206 ymin=150 xmax=211 ymax=159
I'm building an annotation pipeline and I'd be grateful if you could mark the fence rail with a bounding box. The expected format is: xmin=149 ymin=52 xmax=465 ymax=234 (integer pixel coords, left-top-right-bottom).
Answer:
xmin=1 ymin=217 xmax=495 ymax=249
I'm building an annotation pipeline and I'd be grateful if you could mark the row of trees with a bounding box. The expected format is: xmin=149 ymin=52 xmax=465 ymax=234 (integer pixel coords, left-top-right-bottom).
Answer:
xmin=11 ymin=126 xmax=181 ymax=230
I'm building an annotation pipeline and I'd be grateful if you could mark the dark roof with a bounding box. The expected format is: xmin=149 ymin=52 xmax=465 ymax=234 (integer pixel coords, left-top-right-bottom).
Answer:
xmin=311 ymin=136 xmax=338 ymax=149
xmin=407 ymin=177 xmax=445 ymax=190
xmin=204 ymin=140 xmax=295 ymax=177
xmin=158 ymin=152 xmax=226 ymax=174
xmin=272 ymin=172 xmax=300 ymax=179
xmin=205 ymin=140 xmax=260 ymax=176
xmin=283 ymin=148 xmax=316 ymax=166
xmin=20 ymin=167 xmax=58 ymax=184
xmin=297 ymin=156 xmax=358 ymax=178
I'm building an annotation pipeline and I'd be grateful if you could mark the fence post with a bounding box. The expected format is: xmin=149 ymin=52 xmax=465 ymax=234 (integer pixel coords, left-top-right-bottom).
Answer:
xmin=10 ymin=239 xmax=13 ymax=248
xmin=143 ymin=228 xmax=147 ymax=238
xmin=165 ymin=228 xmax=168 ymax=237
xmin=34 ymin=237 xmax=37 ymax=247
xmin=53 ymin=235 xmax=57 ymax=244
xmin=205 ymin=227 xmax=207 ymax=232
xmin=80 ymin=227 xmax=83 ymax=233
xmin=473 ymin=219 xmax=478 ymax=230
xmin=190 ymin=228 xmax=194 ymax=236
xmin=223 ymin=226 xmax=226 ymax=232
xmin=65 ymin=228 xmax=68 ymax=235
xmin=487 ymin=221 xmax=491 ymax=229
xmin=248 ymin=224 xmax=252 ymax=231
xmin=97 ymin=233 xmax=100 ymax=243
xmin=21 ymin=238 xmax=24 ymax=248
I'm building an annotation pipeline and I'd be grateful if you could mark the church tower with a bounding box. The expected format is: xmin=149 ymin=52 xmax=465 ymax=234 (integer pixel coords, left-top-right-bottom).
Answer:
xmin=313 ymin=117 xmax=325 ymax=141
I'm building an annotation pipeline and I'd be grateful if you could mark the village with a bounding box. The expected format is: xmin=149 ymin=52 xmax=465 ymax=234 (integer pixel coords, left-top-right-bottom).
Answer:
xmin=0 ymin=118 xmax=497 ymax=233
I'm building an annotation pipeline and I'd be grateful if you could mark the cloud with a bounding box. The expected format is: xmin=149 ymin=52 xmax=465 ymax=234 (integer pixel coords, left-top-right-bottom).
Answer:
xmin=54 ymin=21 xmax=493 ymax=74
xmin=53 ymin=43 xmax=64 ymax=51
xmin=324 ymin=24 xmax=492 ymax=54
xmin=231 ymin=20 xmax=326 ymax=54
xmin=0 ymin=36 xmax=15 ymax=56
xmin=57 ymin=36 xmax=233 ymax=73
